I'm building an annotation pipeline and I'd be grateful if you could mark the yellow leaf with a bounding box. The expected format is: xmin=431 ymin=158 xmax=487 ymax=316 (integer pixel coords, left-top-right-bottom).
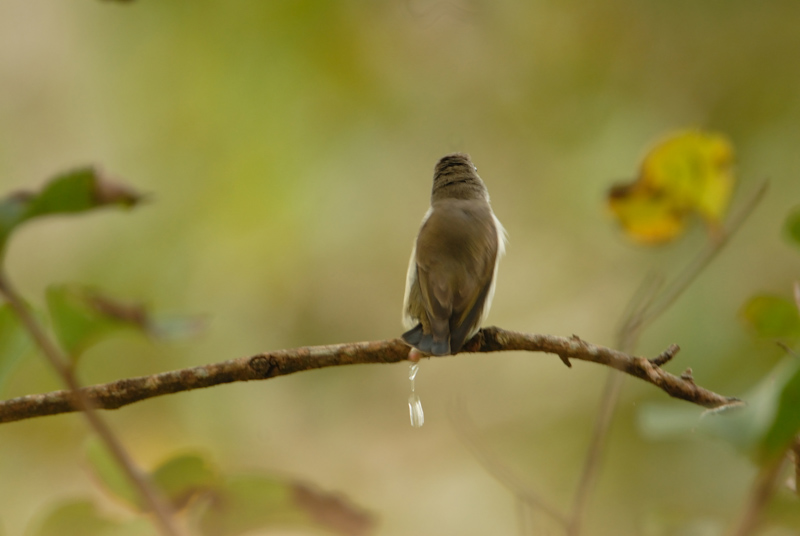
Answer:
xmin=640 ymin=130 xmax=734 ymax=222
xmin=608 ymin=183 xmax=688 ymax=244
xmin=608 ymin=129 xmax=735 ymax=244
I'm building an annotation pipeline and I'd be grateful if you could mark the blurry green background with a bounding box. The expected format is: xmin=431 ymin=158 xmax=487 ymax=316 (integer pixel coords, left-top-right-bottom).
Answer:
xmin=1 ymin=1 xmax=800 ymax=535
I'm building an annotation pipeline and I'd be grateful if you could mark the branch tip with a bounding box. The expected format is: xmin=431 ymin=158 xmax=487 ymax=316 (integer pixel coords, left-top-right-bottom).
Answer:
xmin=680 ymin=368 xmax=695 ymax=383
xmin=650 ymin=344 xmax=680 ymax=366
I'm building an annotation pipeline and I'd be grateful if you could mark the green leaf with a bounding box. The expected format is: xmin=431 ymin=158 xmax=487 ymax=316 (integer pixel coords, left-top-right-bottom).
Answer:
xmin=0 ymin=193 xmax=31 ymax=254
xmin=197 ymin=475 xmax=304 ymax=536
xmin=195 ymin=474 xmax=375 ymax=536
xmin=151 ymin=453 xmax=219 ymax=510
xmin=0 ymin=304 xmax=32 ymax=394
xmin=784 ymin=207 xmax=800 ymax=248
xmin=87 ymin=442 xmax=219 ymax=513
xmin=759 ymin=361 xmax=800 ymax=461
xmin=0 ymin=167 xmax=143 ymax=257
xmin=31 ymin=500 xmax=142 ymax=536
xmin=740 ymin=294 xmax=800 ymax=339
xmin=24 ymin=167 xmax=142 ymax=218
xmin=46 ymin=285 xmax=140 ymax=360
xmin=638 ymin=359 xmax=800 ymax=461
xmin=46 ymin=285 xmax=204 ymax=361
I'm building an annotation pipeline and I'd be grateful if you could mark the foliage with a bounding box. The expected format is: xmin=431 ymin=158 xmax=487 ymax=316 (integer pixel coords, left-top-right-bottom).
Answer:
xmin=1 ymin=2 xmax=800 ymax=530
xmin=0 ymin=167 xmax=374 ymax=536
xmin=608 ymin=130 xmax=734 ymax=244
xmin=0 ymin=168 xmax=142 ymax=260
xmin=82 ymin=444 xmax=373 ymax=536
xmin=0 ymin=304 xmax=31 ymax=392
xmin=0 ymin=129 xmax=796 ymax=534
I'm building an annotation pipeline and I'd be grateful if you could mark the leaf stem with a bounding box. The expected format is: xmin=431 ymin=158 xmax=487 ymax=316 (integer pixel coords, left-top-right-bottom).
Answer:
xmin=566 ymin=181 xmax=768 ymax=536
xmin=728 ymin=454 xmax=787 ymax=536
xmin=0 ymin=271 xmax=185 ymax=536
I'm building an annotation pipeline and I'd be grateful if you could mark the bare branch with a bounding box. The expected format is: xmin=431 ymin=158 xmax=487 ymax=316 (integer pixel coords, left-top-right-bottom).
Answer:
xmin=449 ymin=400 xmax=569 ymax=528
xmin=728 ymin=454 xmax=788 ymax=536
xmin=567 ymin=181 xmax=769 ymax=536
xmin=0 ymin=328 xmax=739 ymax=424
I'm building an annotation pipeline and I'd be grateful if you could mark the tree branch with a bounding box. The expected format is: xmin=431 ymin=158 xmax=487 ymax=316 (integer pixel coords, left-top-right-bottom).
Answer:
xmin=0 ymin=328 xmax=739 ymax=424
xmin=565 ymin=181 xmax=769 ymax=536
xmin=728 ymin=453 xmax=789 ymax=536
xmin=0 ymin=272 xmax=186 ymax=536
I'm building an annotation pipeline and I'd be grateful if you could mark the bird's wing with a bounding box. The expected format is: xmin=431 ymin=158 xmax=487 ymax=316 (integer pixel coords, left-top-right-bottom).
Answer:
xmin=414 ymin=201 xmax=499 ymax=355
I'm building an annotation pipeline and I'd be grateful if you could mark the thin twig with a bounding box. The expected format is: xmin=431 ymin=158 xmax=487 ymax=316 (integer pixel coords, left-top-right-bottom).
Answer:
xmin=567 ymin=370 xmax=624 ymax=536
xmin=567 ymin=181 xmax=769 ymax=536
xmin=628 ymin=181 xmax=769 ymax=341
xmin=0 ymin=328 xmax=739 ymax=424
xmin=793 ymin=438 xmax=800 ymax=497
xmin=515 ymin=497 xmax=532 ymax=536
xmin=728 ymin=454 xmax=788 ymax=536
xmin=0 ymin=272 xmax=185 ymax=536
xmin=449 ymin=400 xmax=569 ymax=529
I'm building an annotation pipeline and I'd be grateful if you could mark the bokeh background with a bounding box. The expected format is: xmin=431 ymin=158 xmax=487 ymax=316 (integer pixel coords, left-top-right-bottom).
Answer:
xmin=1 ymin=1 xmax=800 ymax=535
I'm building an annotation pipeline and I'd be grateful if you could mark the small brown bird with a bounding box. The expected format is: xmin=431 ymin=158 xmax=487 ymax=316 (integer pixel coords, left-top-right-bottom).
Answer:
xmin=402 ymin=153 xmax=506 ymax=356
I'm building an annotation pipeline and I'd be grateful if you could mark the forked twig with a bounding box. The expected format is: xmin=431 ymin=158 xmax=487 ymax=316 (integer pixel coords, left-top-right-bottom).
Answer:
xmin=567 ymin=181 xmax=768 ymax=536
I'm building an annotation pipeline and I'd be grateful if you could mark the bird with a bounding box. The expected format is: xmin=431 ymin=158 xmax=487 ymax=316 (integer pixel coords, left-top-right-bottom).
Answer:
xmin=402 ymin=153 xmax=506 ymax=356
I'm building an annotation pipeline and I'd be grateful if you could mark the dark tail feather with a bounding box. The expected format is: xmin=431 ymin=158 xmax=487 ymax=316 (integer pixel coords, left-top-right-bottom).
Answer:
xmin=430 ymin=339 xmax=450 ymax=356
xmin=402 ymin=324 xmax=451 ymax=356
xmin=402 ymin=324 xmax=424 ymax=346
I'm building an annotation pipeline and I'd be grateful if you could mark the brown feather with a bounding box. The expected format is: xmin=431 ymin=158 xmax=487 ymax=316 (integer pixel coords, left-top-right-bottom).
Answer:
xmin=402 ymin=153 xmax=504 ymax=356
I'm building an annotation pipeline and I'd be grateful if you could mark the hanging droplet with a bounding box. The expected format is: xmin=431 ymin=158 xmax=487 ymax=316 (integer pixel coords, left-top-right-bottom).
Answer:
xmin=408 ymin=362 xmax=424 ymax=428
xmin=408 ymin=393 xmax=424 ymax=428
xmin=409 ymin=362 xmax=420 ymax=382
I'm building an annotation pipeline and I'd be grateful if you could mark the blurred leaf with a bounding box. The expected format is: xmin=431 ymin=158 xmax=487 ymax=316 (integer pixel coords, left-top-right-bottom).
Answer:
xmin=47 ymin=284 xmax=204 ymax=360
xmin=740 ymin=294 xmax=800 ymax=339
xmin=607 ymin=185 xmax=687 ymax=244
xmin=784 ymin=207 xmax=800 ymax=248
xmin=0 ymin=167 xmax=143 ymax=257
xmin=197 ymin=475 xmax=305 ymax=536
xmin=608 ymin=130 xmax=734 ymax=244
xmin=636 ymin=403 xmax=706 ymax=441
xmin=640 ymin=511 xmax=723 ymax=536
xmin=146 ymin=314 xmax=208 ymax=341
xmin=31 ymin=499 xmax=148 ymax=536
xmin=638 ymin=359 xmax=800 ymax=460
xmin=0 ymin=193 xmax=31 ymax=254
xmin=47 ymin=285 xmax=138 ymax=360
xmin=0 ymin=304 xmax=32 ymax=394
xmin=24 ymin=168 xmax=141 ymax=219
xmin=292 ymin=481 xmax=375 ymax=536
xmin=87 ymin=290 xmax=206 ymax=341
xmin=641 ymin=131 xmax=734 ymax=222
xmin=87 ymin=442 xmax=219 ymax=513
xmin=86 ymin=440 xmax=140 ymax=510
xmin=150 ymin=453 xmax=219 ymax=510
xmin=759 ymin=362 xmax=800 ymax=461
xmin=196 ymin=475 xmax=375 ymax=536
